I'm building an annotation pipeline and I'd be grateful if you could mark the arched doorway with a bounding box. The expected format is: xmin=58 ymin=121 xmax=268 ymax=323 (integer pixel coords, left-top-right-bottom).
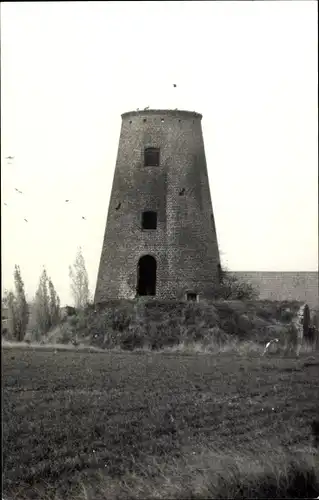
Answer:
xmin=137 ymin=255 xmax=157 ymax=296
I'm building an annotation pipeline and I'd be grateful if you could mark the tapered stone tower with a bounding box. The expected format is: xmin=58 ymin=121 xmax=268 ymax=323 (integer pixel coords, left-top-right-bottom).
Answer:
xmin=94 ymin=109 xmax=221 ymax=303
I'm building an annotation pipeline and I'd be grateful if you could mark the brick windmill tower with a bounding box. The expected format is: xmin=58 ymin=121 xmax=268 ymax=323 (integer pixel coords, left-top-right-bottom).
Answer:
xmin=94 ymin=109 xmax=221 ymax=303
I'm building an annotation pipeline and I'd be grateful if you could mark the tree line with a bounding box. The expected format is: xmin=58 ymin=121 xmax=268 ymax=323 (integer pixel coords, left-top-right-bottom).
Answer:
xmin=2 ymin=247 xmax=89 ymax=342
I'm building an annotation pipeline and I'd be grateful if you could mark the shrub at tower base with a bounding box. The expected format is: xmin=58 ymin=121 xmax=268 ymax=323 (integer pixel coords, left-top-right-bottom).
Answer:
xmin=40 ymin=298 xmax=309 ymax=353
xmin=213 ymin=267 xmax=259 ymax=300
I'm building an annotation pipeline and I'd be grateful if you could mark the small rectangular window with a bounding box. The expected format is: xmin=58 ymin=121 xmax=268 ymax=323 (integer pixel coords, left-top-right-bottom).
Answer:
xmin=186 ymin=292 xmax=198 ymax=302
xmin=142 ymin=211 xmax=157 ymax=230
xmin=144 ymin=148 xmax=160 ymax=167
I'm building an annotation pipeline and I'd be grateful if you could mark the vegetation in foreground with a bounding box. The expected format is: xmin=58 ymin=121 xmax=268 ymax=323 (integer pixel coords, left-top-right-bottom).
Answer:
xmin=3 ymin=348 xmax=319 ymax=500
xmin=24 ymin=297 xmax=318 ymax=355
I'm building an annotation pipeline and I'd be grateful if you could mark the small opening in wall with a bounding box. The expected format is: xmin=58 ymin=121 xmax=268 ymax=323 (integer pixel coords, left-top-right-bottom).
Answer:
xmin=186 ymin=292 xmax=198 ymax=302
xmin=129 ymin=120 xmax=132 ymax=124
xmin=142 ymin=211 xmax=157 ymax=230
xmin=143 ymin=118 xmax=147 ymax=123
xmin=179 ymin=119 xmax=181 ymax=123
xmin=161 ymin=118 xmax=164 ymax=122
xmin=137 ymin=255 xmax=156 ymax=296
xmin=115 ymin=202 xmax=121 ymax=210
xmin=179 ymin=188 xmax=185 ymax=196
xmin=144 ymin=147 xmax=160 ymax=167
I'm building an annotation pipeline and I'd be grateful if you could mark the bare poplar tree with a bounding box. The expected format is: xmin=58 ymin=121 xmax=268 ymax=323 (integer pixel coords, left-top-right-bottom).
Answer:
xmin=2 ymin=289 xmax=18 ymax=339
xmin=48 ymin=278 xmax=61 ymax=326
xmin=34 ymin=267 xmax=51 ymax=335
xmin=13 ymin=265 xmax=29 ymax=341
xmin=33 ymin=267 xmax=60 ymax=335
xmin=69 ymin=247 xmax=89 ymax=309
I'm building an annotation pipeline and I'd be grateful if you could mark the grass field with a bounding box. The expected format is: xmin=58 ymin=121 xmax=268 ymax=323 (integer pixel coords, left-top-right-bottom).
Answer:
xmin=2 ymin=346 xmax=319 ymax=499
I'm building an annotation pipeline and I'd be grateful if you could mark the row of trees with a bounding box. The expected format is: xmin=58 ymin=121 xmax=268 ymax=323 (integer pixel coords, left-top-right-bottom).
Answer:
xmin=2 ymin=247 xmax=90 ymax=341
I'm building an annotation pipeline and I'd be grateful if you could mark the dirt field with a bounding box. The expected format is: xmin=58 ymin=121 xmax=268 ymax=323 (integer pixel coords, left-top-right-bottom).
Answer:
xmin=3 ymin=347 xmax=319 ymax=499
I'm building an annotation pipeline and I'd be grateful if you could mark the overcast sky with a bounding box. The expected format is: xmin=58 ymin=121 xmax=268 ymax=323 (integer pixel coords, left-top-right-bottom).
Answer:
xmin=1 ymin=1 xmax=318 ymax=306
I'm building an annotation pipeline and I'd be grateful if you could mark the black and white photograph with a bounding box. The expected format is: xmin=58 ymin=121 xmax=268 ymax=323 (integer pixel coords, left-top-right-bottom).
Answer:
xmin=2 ymin=1 xmax=318 ymax=499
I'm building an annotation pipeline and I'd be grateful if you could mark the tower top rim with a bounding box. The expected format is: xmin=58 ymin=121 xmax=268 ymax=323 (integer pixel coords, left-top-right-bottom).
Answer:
xmin=121 ymin=109 xmax=203 ymax=120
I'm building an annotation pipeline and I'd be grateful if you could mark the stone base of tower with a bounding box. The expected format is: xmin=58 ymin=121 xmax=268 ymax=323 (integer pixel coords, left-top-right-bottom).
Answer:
xmin=94 ymin=278 xmax=219 ymax=304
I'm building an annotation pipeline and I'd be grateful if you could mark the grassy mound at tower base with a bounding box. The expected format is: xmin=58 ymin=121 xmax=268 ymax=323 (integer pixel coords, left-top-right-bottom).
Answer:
xmin=35 ymin=298 xmax=307 ymax=353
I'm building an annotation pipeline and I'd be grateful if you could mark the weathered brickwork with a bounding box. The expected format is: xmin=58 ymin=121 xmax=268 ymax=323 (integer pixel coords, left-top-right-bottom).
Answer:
xmin=234 ymin=272 xmax=319 ymax=310
xmin=94 ymin=109 xmax=221 ymax=302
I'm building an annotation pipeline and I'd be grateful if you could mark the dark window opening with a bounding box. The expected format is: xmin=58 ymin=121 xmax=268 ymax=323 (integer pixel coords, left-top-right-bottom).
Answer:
xmin=142 ymin=211 xmax=157 ymax=230
xmin=161 ymin=118 xmax=164 ymax=122
xmin=137 ymin=255 xmax=156 ymax=296
xmin=186 ymin=292 xmax=198 ymax=302
xmin=179 ymin=188 xmax=185 ymax=196
xmin=115 ymin=202 xmax=121 ymax=210
xmin=144 ymin=147 xmax=160 ymax=167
